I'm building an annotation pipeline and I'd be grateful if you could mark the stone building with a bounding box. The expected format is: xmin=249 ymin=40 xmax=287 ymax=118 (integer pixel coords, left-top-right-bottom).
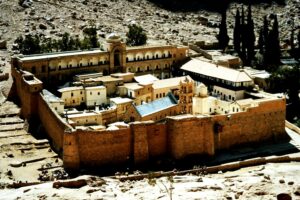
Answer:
xmin=42 ymin=89 xmax=64 ymax=115
xmin=58 ymin=85 xmax=107 ymax=108
xmin=181 ymin=59 xmax=254 ymax=101
xmin=125 ymin=92 xmax=179 ymax=122
xmin=110 ymin=97 xmax=133 ymax=121
xmin=11 ymin=33 xmax=188 ymax=85
xmin=193 ymin=83 xmax=259 ymax=115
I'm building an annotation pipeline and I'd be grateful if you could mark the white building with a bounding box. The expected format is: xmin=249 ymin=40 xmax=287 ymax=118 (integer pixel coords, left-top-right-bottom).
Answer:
xmin=58 ymin=86 xmax=85 ymax=107
xmin=42 ymin=89 xmax=64 ymax=115
xmin=193 ymin=83 xmax=258 ymax=115
xmin=85 ymin=86 xmax=107 ymax=107
xmin=58 ymin=85 xmax=107 ymax=108
xmin=181 ymin=59 xmax=254 ymax=101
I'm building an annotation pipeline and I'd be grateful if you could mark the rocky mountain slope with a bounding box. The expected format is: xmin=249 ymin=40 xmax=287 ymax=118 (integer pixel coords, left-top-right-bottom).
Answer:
xmin=0 ymin=0 xmax=299 ymax=50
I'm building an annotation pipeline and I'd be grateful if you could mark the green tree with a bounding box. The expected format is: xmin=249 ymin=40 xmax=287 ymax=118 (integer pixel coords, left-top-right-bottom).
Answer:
xmin=240 ymin=6 xmax=246 ymax=62
xmin=74 ymin=37 xmax=81 ymax=50
xmin=68 ymin=37 xmax=76 ymax=50
xmin=264 ymin=14 xmax=281 ymax=68
xmin=217 ymin=11 xmax=229 ymax=52
xmin=83 ymin=26 xmax=100 ymax=48
xmin=17 ymin=34 xmax=41 ymax=55
xmin=126 ymin=24 xmax=147 ymax=46
xmin=297 ymin=30 xmax=300 ymax=59
xmin=52 ymin=39 xmax=59 ymax=52
xmin=258 ymin=28 xmax=264 ymax=53
xmin=245 ymin=4 xmax=255 ymax=65
xmin=59 ymin=32 xmax=71 ymax=51
xmin=80 ymin=36 xmax=92 ymax=50
xmin=14 ymin=36 xmax=24 ymax=52
xmin=233 ymin=9 xmax=241 ymax=54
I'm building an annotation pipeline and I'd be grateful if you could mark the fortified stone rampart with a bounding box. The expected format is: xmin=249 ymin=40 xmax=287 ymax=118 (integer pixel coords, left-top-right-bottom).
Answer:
xmin=38 ymin=93 xmax=72 ymax=153
xmin=212 ymin=98 xmax=286 ymax=151
xmin=11 ymin=66 xmax=42 ymax=119
xmin=11 ymin=65 xmax=288 ymax=171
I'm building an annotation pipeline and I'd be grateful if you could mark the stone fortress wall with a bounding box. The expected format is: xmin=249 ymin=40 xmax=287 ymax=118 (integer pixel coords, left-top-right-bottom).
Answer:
xmin=11 ymin=65 xmax=287 ymax=170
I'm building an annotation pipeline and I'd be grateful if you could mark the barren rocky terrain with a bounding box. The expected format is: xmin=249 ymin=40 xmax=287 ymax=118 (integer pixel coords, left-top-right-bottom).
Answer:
xmin=1 ymin=162 xmax=300 ymax=199
xmin=0 ymin=0 xmax=299 ymax=49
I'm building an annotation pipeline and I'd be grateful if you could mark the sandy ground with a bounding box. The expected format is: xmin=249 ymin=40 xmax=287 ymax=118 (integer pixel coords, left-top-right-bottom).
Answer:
xmin=0 ymin=162 xmax=299 ymax=200
xmin=0 ymin=100 xmax=65 ymax=189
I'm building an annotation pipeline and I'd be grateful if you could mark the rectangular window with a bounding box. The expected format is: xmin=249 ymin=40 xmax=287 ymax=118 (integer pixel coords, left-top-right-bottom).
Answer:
xmin=42 ymin=65 xmax=46 ymax=73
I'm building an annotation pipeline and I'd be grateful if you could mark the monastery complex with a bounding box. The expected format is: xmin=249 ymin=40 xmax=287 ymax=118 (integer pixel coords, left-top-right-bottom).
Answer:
xmin=10 ymin=34 xmax=288 ymax=170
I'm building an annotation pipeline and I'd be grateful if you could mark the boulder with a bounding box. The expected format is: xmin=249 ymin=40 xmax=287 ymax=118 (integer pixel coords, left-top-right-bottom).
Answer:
xmin=0 ymin=40 xmax=7 ymax=49
xmin=53 ymin=179 xmax=87 ymax=189
xmin=39 ymin=23 xmax=47 ymax=30
xmin=277 ymin=193 xmax=291 ymax=200
xmin=21 ymin=0 xmax=33 ymax=8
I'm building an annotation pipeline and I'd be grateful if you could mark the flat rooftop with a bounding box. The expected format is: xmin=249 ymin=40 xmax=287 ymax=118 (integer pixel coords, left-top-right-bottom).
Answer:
xmin=152 ymin=76 xmax=192 ymax=89
xmin=42 ymin=89 xmax=63 ymax=103
xmin=19 ymin=49 xmax=105 ymax=61
xmin=58 ymin=86 xmax=84 ymax=92
xmin=181 ymin=59 xmax=253 ymax=83
xmin=134 ymin=74 xmax=158 ymax=85
xmin=124 ymin=83 xmax=143 ymax=90
xmin=110 ymin=97 xmax=133 ymax=104
xmin=90 ymin=76 xmax=123 ymax=83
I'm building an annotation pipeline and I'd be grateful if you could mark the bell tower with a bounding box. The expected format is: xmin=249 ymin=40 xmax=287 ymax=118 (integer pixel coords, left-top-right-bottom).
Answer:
xmin=179 ymin=76 xmax=194 ymax=114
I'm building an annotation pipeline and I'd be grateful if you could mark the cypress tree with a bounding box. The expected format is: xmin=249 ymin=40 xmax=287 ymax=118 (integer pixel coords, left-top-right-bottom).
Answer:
xmin=296 ymin=30 xmax=300 ymax=59
xmin=246 ymin=4 xmax=255 ymax=65
xmin=60 ymin=32 xmax=70 ymax=51
xmin=264 ymin=14 xmax=281 ymax=68
xmin=258 ymin=28 xmax=264 ymax=53
xmin=240 ymin=6 xmax=246 ymax=63
xmin=233 ymin=9 xmax=241 ymax=54
xmin=263 ymin=16 xmax=269 ymax=43
xmin=291 ymin=29 xmax=295 ymax=52
xmin=261 ymin=16 xmax=269 ymax=66
xmin=271 ymin=14 xmax=281 ymax=65
xmin=217 ymin=11 xmax=229 ymax=52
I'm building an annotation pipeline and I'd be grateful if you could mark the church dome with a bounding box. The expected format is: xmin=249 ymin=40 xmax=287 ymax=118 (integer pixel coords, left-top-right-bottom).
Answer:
xmin=106 ymin=33 xmax=121 ymax=43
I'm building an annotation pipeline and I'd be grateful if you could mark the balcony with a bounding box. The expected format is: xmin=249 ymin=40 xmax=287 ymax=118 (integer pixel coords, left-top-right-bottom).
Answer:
xmin=126 ymin=55 xmax=172 ymax=63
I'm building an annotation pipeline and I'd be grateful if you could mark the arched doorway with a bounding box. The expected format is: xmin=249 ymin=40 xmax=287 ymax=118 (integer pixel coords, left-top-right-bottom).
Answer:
xmin=114 ymin=50 xmax=121 ymax=67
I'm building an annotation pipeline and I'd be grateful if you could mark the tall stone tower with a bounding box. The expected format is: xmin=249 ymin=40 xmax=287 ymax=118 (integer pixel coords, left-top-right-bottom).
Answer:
xmin=105 ymin=33 xmax=127 ymax=73
xmin=179 ymin=77 xmax=194 ymax=114
xmin=192 ymin=83 xmax=209 ymax=115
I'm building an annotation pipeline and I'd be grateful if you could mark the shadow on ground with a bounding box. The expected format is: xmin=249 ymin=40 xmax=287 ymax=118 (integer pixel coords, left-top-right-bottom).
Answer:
xmin=146 ymin=0 xmax=286 ymax=12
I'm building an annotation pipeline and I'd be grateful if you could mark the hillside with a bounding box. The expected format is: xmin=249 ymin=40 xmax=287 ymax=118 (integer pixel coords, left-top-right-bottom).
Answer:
xmin=0 ymin=0 xmax=299 ymax=50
